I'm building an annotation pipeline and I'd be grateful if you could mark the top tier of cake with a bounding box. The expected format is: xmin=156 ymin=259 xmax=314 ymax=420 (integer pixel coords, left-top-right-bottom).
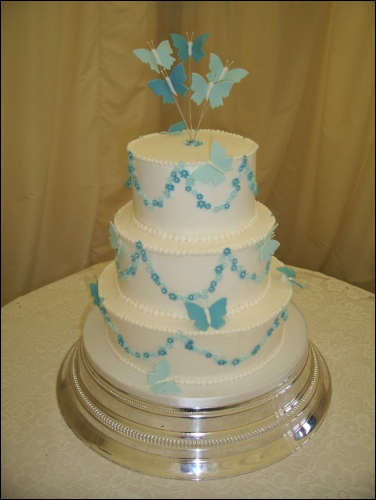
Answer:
xmin=127 ymin=130 xmax=258 ymax=241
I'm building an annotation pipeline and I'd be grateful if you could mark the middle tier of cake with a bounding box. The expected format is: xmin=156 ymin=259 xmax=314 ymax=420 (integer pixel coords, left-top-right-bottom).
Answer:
xmin=111 ymin=200 xmax=282 ymax=318
xmin=96 ymin=199 xmax=294 ymax=387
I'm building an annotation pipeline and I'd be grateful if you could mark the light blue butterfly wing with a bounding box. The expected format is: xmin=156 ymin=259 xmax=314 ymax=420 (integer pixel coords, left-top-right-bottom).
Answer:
xmin=171 ymin=33 xmax=209 ymax=63
xmin=207 ymin=53 xmax=248 ymax=83
xmin=257 ymin=224 xmax=278 ymax=249
xmin=225 ymin=68 xmax=249 ymax=83
xmin=117 ymin=240 xmax=126 ymax=260
xmin=168 ymin=121 xmax=186 ymax=134
xmin=190 ymin=73 xmax=208 ymax=106
xmin=208 ymin=81 xmax=234 ymax=108
xmin=155 ymin=40 xmax=175 ymax=70
xmin=211 ymin=140 xmax=232 ymax=173
xmin=208 ymin=298 xmax=227 ymax=330
xmin=169 ymin=63 xmax=188 ymax=97
xmin=109 ymin=221 xmax=118 ymax=251
xmin=259 ymin=239 xmax=280 ymax=261
xmin=276 ymin=266 xmax=296 ymax=279
xmin=89 ymin=282 xmax=99 ymax=307
xmin=191 ymin=33 xmax=209 ymax=62
xmin=185 ymin=302 xmax=210 ymax=331
xmin=190 ymin=140 xmax=232 ymax=186
xmin=277 ymin=267 xmax=304 ymax=288
xmin=292 ymin=280 xmax=304 ymax=289
xmin=150 ymin=381 xmax=182 ymax=395
xmin=170 ymin=33 xmax=189 ymax=62
xmin=147 ymin=358 xmax=170 ymax=385
xmin=148 ymin=79 xmax=174 ymax=103
xmin=207 ymin=53 xmax=224 ymax=83
xmin=190 ymin=164 xmax=224 ymax=185
xmin=148 ymin=359 xmax=182 ymax=395
xmin=133 ymin=48 xmax=159 ymax=73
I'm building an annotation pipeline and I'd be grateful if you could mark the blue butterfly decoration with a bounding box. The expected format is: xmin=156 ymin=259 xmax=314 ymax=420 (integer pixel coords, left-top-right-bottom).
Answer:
xmin=258 ymin=224 xmax=280 ymax=261
xmin=168 ymin=121 xmax=186 ymax=134
xmin=207 ymin=53 xmax=249 ymax=83
xmin=191 ymin=73 xmax=233 ymax=108
xmin=147 ymin=359 xmax=182 ymax=395
xmin=277 ymin=267 xmax=304 ymax=288
xmin=109 ymin=221 xmax=126 ymax=259
xmin=133 ymin=40 xmax=175 ymax=73
xmin=190 ymin=140 xmax=232 ymax=186
xmin=148 ymin=63 xmax=188 ymax=104
xmin=185 ymin=297 xmax=227 ymax=331
xmin=89 ymin=281 xmax=100 ymax=307
xmin=170 ymin=33 xmax=209 ymax=63
xmin=109 ymin=221 xmax=119 ymax=251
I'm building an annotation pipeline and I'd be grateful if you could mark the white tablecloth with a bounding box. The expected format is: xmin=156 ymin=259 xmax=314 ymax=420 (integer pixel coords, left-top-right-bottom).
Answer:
xmin=2 ymin=263 xmax=375 ymax=499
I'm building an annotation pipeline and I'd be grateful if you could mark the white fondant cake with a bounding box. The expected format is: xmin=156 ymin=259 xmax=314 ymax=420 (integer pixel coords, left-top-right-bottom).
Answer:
xmin=84 ymin=35 xmax=308 ymax=403
xmin=88 ymin=128 xmax=307 ymax=399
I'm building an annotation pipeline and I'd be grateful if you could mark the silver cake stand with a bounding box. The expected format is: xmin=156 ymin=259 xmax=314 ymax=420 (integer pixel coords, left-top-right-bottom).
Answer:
xmin=57 ymin=305 xmax=331 ymax=480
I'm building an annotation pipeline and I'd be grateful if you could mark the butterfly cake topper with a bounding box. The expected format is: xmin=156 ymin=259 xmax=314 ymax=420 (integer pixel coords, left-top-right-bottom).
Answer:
xmin=133 ymin=33 xmax=248 ymax=143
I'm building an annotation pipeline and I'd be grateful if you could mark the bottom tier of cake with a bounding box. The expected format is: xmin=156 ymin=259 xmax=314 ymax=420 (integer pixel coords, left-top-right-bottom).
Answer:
xmin=81 ymin=302 xmax=307 ymax=406
xmin=56 ymin=302 xmax=331 ymax=479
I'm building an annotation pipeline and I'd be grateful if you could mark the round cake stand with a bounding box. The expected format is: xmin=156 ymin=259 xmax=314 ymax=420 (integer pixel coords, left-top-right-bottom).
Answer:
xmin=57 ymin=311 xmax=331 ymax=481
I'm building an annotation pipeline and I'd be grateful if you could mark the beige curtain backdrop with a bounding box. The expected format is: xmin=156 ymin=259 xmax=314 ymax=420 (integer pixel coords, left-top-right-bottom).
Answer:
xmin=1 ymin=1 xmax=374 ymax=306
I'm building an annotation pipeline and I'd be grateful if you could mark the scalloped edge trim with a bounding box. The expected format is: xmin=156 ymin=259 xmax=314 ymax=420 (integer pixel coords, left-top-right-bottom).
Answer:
xmin=127 ymin=129 xmax=258 ymax=165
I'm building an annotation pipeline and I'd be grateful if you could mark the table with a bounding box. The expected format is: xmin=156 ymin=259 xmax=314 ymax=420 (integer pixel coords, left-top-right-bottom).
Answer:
xmin=2 ymin=262 xmax=375 ymax=499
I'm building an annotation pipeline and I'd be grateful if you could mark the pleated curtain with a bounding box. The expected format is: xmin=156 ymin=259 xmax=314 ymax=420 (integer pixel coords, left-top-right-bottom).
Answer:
xmin=2 ymin=1 xmax=374 ymax=306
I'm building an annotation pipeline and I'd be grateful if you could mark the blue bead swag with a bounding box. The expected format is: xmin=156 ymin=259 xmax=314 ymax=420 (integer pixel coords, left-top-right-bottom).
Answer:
xmin=89 ymin=280 xmax=289 ymax=370
xmin=115 ymin=242 xmax=271 ymax=303
xmin=125 ymin=152 xmax=258 ymax=211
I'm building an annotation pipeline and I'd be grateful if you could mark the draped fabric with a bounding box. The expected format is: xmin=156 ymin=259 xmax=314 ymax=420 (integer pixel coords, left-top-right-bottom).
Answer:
xmin=1 ymin=1 xmax=374 ymax=306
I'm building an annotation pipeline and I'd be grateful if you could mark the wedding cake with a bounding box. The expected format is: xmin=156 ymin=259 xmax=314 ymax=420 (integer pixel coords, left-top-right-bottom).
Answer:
xmin=57 ymin=34 xmax=331 ymax=479
xmin=84 ymin=34 xmax=308 ymax=406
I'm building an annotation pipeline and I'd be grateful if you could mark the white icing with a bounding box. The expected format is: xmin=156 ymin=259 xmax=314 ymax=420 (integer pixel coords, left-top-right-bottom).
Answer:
xmin=127 ymin=130 xmax=258 ymax=237
xmin=99 ymin=260 xmax=291 ymax=340
xmin=131 ymin=208 xmax=259 ymax=243
xmin=113 ymin=201 xmax=276 ymax=318
xmin=89 ymin=128 xmax=305 ymax=396
xmin=115 ymin=201 xmax=274 ymax=255
xmin=105 ymin=323 xmax=286 ymax=386
xmin=128 ymin=129 xmax=257 ymax=163
xmin=115 ymin=272 xmax=272 ymax=320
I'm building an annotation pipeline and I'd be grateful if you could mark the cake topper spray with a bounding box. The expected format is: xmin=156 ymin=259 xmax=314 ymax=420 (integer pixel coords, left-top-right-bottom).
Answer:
xmin=133 ymin=33 xmax=248 ymax=144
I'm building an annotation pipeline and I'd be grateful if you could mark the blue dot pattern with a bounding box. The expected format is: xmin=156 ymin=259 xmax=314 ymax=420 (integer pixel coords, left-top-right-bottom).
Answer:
xmin=115 ymin=243 xmax=271 ymax=303
xmin=92 ymin=286 xmax=288 ymax=368
xmin=125 ymin=152 xmax=258 ymax=211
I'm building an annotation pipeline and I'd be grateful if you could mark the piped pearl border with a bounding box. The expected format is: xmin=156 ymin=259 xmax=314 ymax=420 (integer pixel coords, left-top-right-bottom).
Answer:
xmin=114 ymin=272 xmax=272 ymax=320
xmin=98 ymin=261 xmax=293 ymax=336
xmin=115 ymin=202 xmax=275 ymax=256
xmin=105 ymin=324 xmax=286 ymax=386
xmin=131 ymin=208 xmax=259 ymax=243
xmin=127 ymin=129 xmax=258 ymax=165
